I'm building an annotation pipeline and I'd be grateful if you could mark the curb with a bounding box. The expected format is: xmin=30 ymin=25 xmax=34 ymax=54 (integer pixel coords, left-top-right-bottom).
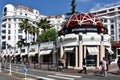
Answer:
xmin=20 ymin=78 xmax=36 ymax=80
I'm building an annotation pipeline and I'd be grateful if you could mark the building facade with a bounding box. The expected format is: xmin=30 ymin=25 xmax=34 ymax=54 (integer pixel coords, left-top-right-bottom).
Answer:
xmin=47 ymin=15 xmax=66 ymax=32
xmin=56 ymin=13 xmax=112 ymax=69
xmin=90 ymin=4 xmax=120 ymax=42
xmin=1 ymin=4 xmax=45 ymax=49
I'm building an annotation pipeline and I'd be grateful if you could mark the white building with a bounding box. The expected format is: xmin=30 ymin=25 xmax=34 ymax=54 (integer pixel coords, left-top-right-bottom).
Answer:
xmin=1 ymin=4 xmax=46 ymax=49
xmin=1 ymin=4 xmax=66 ymax=49
xmin=47 ymin=15 xmax=66 ymax=32
xmin=56 ymin=13 xmax=112 ymax=69
xmin=90 ymin=3 xmax=120 ymax=42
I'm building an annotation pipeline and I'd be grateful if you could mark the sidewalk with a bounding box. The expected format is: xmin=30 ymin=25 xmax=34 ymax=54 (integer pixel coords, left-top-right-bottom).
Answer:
xmin=61 ymin=62 xmax=120 ymax=75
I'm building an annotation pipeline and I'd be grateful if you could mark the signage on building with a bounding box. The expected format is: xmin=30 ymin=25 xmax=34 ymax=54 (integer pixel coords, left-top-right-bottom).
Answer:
xmin=64 ymin=26 xmax=107 ymax=34
xmin=40 ymin=41 xmax=54 ymax=50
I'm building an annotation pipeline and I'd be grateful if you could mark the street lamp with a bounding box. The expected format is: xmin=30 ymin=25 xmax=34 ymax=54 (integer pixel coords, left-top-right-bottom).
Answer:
xmin=0 ymin=51 xmax=2 ymax=72
xmin=9 ymin=48 xmax=12 ymax=75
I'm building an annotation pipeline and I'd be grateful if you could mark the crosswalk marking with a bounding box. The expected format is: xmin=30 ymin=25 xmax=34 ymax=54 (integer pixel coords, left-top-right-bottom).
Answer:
xmin=56 ymin=73 xmax=82 ymax=78
xmin=48 ymin=75 xmax=74 ymax=80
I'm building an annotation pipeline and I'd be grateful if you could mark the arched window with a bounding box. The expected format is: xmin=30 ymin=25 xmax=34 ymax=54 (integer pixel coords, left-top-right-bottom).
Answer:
xmin=111 ymin=25 xmax=114 ymax=29
xmin=4 ymin=7 xmax=7 ymax=16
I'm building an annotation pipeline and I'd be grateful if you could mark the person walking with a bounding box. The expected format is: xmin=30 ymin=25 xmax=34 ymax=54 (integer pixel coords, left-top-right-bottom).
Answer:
xmin=101 ymin=57 xmax=107 ymax=77
xmin=61 ymin=58 xmax=65 ymax=70
xmin=117 ymin=57 xmax=120 ymax=73
xmin=80 ymin=58 xmax=87 ymax=74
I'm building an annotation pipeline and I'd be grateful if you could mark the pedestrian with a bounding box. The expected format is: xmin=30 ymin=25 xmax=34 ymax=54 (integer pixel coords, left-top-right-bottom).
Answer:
xmin=117 ymin=57 xmax=120 ymax=73
xmin=80 ymin=58 xmax=87 ymax=74
xmin=61 ymin=58 xmax=65 ymax=70
xmin=108 ymin=53 xmax=112 ymax=65
xmin=58 ymin=59 xmax=62 ymax=71
xmin=101 ymin=57 xmax=107 ymax=77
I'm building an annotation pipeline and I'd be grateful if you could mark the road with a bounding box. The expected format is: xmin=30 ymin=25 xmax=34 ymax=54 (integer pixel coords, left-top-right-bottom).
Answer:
xmin=0 ymin=64 xmax=120 ymax=80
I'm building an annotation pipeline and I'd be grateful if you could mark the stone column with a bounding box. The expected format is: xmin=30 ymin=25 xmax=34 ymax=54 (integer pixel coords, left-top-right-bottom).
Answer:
xmin=38 ymin=43 xmax=41 ymax=65
xmin=84 ymin=46 xmax=86 ymax=58
xmin=97 ymin=46 xmax=99 ymax=68
xmin=60 ymin=37 xmax=64 ymax=58
xmin=79 ymin=33 xmax=83 ymax=69
xmin=100 ymin=33 xmax=105 ymax=61
xmin=52 ymin=51 xmax=56 ymax=63
xmin=75 ymin=46 xmax=78 ymax=69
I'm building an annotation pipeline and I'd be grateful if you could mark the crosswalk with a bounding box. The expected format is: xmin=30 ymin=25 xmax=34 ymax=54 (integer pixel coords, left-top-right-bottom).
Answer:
xmin=46 ymin=73 xmax=82 ymax=80
xmin=4 ymin=65 xmax=82 ymax=80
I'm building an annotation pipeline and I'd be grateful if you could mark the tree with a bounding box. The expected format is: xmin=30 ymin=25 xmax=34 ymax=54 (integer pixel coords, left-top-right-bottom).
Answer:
xmin=66 ymin=0 xmax=78 ymax=16
xmin=17 ymin=39 xmax=26 ymax=47
xmin=19 ymin=19 xmax=31 ymax=43
xmin=37 ymin=18 xmax=51 ymax=32
xmin=37 ymin=29 xmax=57 ymax=43
xmin=29 ymin=26 xmax=39 ymax=43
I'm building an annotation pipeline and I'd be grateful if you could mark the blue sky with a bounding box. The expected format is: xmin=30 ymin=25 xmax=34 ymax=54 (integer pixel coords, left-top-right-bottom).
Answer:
xmin=0 ymin=0 xmax=119 ymax=18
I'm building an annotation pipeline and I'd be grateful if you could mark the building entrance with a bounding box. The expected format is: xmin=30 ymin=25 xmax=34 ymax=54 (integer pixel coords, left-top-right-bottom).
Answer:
xmin=86 ymin=55 xmax=97 ymax=66
xmin=66 ymin=52 xmax=75 ymax=67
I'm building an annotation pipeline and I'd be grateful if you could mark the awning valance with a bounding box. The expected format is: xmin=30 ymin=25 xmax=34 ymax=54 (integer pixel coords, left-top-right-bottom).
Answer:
xmin=21 ymin=53 xmax=27 ymax=56
xmin=14 ymin=53 xmax=20 ymax=56
xmin=87 ymin=47 xmax=99 ymax=55
xmin=28 ymin=52 xmax=37 ymax=57
xmin=64 ymin=47 xmax=74 ymax=52
xmin=39 ymin=50 xmax=52 ymax=56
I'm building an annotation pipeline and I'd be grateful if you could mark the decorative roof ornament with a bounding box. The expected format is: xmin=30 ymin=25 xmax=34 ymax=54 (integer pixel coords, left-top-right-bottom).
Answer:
xmin=66 ymin=13 xmax=103 ymax=27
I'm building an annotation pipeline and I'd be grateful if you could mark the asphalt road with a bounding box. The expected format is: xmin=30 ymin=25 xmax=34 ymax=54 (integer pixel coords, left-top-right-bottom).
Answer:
xmin=0 ymin=64 xmax=120 ymax=80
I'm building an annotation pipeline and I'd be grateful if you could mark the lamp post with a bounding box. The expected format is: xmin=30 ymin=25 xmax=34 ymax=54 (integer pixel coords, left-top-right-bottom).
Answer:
xmin=0 ymin=51 xmax=2 ymax=72
xmin=9 ymin=48 xmax=12 ymax=75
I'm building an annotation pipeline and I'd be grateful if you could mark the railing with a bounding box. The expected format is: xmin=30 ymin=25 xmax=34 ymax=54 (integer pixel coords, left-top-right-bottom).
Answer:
xmin=1 ymin=62 xmax=59 ymax=72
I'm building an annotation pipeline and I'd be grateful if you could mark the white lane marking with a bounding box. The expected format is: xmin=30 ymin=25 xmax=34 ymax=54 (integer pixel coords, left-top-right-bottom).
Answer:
xmin=4 ymin=69 xmax=55 ymax=80
xmin=48 ymin=75 xmax=74 ymax=80
xmin=56 ymin=73 xmax=82 ymax=78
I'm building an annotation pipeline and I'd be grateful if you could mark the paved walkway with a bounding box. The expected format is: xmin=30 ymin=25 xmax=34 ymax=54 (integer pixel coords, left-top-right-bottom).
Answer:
xmin=60 ymin=62 xmax=120 ymax=75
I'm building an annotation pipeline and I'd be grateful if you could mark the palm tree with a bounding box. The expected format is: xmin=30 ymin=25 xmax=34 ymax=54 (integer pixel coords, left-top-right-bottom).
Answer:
xmin=29 ymin=26 xmax=39 ymax=43
xmin=37 ymin=18 xmax=51 ymax=32
xmin=19 ymin=19 xmax=31 ymax=43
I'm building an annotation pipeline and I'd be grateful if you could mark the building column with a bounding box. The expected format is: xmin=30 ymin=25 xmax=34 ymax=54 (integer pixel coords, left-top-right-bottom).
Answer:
xmin=97 ymin=46 xmax=99 ymax=68
xmin=79 ymin=33 xmax=83 ymax=69
xmin=84 ymin=46 xmax=86 ymax=58
xmin=60 ymin=37 xmax=64 ymax=58
xmin=100 ymin=33 xmax=105 ymax=61
xmin=53 ymin=52 xmax=56 ymax=63
xmin=38 ymin=44 xmax=40 ymax=64
xmin=75 ymin=46 xmax=78 ymax=69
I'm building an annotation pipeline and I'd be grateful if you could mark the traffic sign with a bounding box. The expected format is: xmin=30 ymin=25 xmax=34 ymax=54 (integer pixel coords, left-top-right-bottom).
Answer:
xmin=24 ymin=65 xmax=28 ymax=72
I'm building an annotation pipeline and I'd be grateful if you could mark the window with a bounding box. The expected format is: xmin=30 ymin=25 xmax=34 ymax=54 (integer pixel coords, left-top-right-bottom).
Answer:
xmin=110 ymin=19 xmax=114 ymax=23
xmin=8 ymin=36 xmax=11 ymax=40
xmin=111 ymin=25 xmax=114 ymax=29
xmin=21 ymin=49 xmax=25 ymax=53
xmin=8 ymin=30 xmax=11 ymax=34
xmin=14 ymin=18 xmax=16 ymax=22
xmin=109 ymin=8 xmax=114 ymax=12
xmin=18 ymin=29 xmax=22 ymax=33
xmin=2 ymin=36 xmax=6 ymax=39
xmin=8 ymin=24 xmax=11 ymax=28
xmin=4 ymin=7 xmax=7 ymax=16
xmin=111 ymin=30 xmax=114 ymax=35
xmin=20 ymin=12 xmax=22 ymax=15
xmin=25 ymin=13 xmax=27 ymax=16
xmin=2 ymin=30 xmax=6 ymax=34
xmin=104 ymin=19 xmax=107 ymax=23
xmin=18 ymin=35 xmax=22 ymax=39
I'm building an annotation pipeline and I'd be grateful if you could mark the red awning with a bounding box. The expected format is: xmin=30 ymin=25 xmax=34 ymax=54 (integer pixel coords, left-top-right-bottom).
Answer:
xmin=113 ymin=41 xmax=120 ymax=47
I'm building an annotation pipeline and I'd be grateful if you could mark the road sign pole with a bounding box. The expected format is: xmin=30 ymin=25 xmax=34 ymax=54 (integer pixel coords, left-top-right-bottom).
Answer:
xmin=25 ymin=72 xmax=27 ymax=79
xmin=0 ymin=62 xmax=1 ymax=72
xmin=9 ymin=61 xmax=11 ymax=75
